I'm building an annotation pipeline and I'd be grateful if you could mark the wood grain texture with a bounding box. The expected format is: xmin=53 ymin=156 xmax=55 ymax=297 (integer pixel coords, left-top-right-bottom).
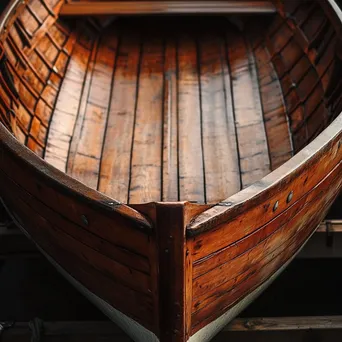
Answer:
xmin=156 ymin=203 xmax=192 ymax=341
xmin=199 ymin=33 xmax=240 ymax=202
xmin=69 ymin=33 xmax=118 ymax=189
xmin=226 ymin=29 xmax=270 ymax=188
xmin=98 ymin=32 xmax=141 ymax=202
xmin=60 ymin=1 xmax=276 ymax=16
xmin=191 ymin=159 xmax=342 ymax=333
xmin=128 ymin=35 xmax=164 ymax=203
xmin=1 ymin=1 xmax=342 ymax=341
xmin=3 ymin=11 xmax=325 ymax=205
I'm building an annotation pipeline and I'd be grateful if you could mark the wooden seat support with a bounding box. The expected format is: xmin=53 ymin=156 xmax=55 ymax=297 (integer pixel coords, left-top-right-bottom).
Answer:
xmin=60 ymin=1 xmax=276 ymax=16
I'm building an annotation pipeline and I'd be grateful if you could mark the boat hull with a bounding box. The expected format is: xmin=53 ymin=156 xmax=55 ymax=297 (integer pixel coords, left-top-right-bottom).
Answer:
xmin=0 ymin=0 xmax=342 ymax=341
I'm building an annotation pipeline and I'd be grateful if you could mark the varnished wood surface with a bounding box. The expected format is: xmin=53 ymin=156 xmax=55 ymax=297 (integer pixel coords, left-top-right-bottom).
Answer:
xmin=3 ymin=2 xmax=339 ymax=205
xmin=60 ymin=1 xmax=276 ymax=16
xmin=0 ymin=0 xmax=342 ymax=341
xmin=2 ymin=13 xmax=292 ymax=205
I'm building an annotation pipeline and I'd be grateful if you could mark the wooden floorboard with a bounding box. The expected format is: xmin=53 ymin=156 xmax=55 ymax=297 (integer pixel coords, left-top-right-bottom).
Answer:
xmin=69 ymin=34 xmax=118 ymax=189
xmin=226 ymin=29 xmax=271 ymax=188
xmin=199 ymin=33 xmax=240 ymax=202
xmin=128 ymin=36 xmax=164 ymax=203
xmin=41 ymin=18 xmax=293 ymax=204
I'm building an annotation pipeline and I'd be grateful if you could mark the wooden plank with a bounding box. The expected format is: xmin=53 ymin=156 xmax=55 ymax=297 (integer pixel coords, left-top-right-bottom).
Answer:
xmin=70 ymin=33 xmax=118 ymax=189
xmin=0 ymin=171 xmax=152 ymax=295
xmin=2 ymin=316 xmax=342 ymax=342
xmin=226 ymin=30 xmax=270 ymax=188
xmin=178 ymin=35 xmax=205 ymax=202
xmin=0 ymin=169 xmax=150 ymax=273
xmin=0 ymin=125 xmax=153 ymax=251
xmin=227 ymin=316 xmax=342 ymax=331
xmin=98 ymin=32 xmax=141 ymax=203
xmin=156 ymin=203 xmax=191 ymax=342
xmin=192 ymin=186 xmax=339 ymax=333
xmin=3 ymin=316 xmax=342 ymax=342
xmin=128 ymin=36 xmax=164 ymax=203
xmin=60 ymin=1 xmax=276 ymax=16
xmin=162 ymin=38 xmax=179 ymax=202
xmin=67 ymin=38 xmax=99 ymax=174
xmin=45 ymin=40 xmax=93 ymax=172
xmin=191 ymin=161 xmax=342 ymax=306
xmin=3 ymin=217 xmax=342 ymax=260
xmin=188 ymin=126 xmax=342 ymax=247
xmin=1 ymin=192 xmax=155 ymax=329
xmin=251 ymin=40 xmax=293 ymax=170
xmin=199 ymin=33 xmax=240 ymax=202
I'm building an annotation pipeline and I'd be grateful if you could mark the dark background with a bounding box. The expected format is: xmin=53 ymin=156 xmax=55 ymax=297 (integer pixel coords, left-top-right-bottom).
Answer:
xmin=0 ymin=0 xmax=341 ymax=331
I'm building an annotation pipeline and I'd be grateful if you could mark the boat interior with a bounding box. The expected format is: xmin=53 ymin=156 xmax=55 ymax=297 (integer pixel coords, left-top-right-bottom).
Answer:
xmin=0 ymin=0 xmax=341 ymax=204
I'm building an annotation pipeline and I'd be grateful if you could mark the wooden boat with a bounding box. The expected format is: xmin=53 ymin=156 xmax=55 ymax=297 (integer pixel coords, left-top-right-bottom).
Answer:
xmin=0 ymin=0 xmax=342 ymax=341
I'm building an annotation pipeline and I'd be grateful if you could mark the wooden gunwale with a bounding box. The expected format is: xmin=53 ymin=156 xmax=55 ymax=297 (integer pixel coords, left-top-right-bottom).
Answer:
xmin=188 ymin=0 xmax=342 ymax=236
xmin=192 ymin=159 xmax=342 ymax=280
xmin=191 ymin=161 xmax=342 ymax=309
xmin=188 ymin=113 xmax=342 ymax=236
xmin=0 ymin=0 xmax=342 ymax=340
xmin=0 ymin=2 xmax=153 ymax=232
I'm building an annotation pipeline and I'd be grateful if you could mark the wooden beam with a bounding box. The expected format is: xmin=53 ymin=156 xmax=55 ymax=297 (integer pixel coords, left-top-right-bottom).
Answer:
xmin=60 ymin=1 xmax=276 ymax=16
xmin=227 ymin=316 xmax=342 ymax=331
xmin=2 ymin=317 xmax=342 ymax=341
xmin=297 ymin=220 xmax=342 ymax=259
xmin=317 ymin=219 xmax=342 ymax=232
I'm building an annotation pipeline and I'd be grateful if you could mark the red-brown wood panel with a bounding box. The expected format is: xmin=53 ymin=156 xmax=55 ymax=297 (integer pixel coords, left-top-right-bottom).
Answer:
xmin=128 ymin=35 xmax=164 ymax=203
xmin=190 ymin=158 xmax=342 ymax=333
xmin=98 ymin=32 xmax=141 ymax=203
xmin=45 ymin=37 xmax=93 ymax=171
xmin=69 ymin=33 xmax=118 ymax=188
xmin=178 ymin=34 xmax=205 ymax=202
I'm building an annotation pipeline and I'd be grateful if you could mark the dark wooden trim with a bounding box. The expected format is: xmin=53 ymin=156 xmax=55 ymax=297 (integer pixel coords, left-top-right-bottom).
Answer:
xmin=60 ymin=1 xmax=276 ymax=16
xmin=2 ymin=316 xmax=342 ymax=342
xmin=156 ymin=203 xmax=192 ymax=341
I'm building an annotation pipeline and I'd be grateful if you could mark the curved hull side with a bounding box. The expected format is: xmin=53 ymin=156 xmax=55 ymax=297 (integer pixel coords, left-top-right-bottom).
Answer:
xmin=188 ymin=150 xmax=342 ymax=337
xmin=189 ymin=229 xmax=315 ymax=342
xmin=5 ymin=210 xmax=159 ymax=342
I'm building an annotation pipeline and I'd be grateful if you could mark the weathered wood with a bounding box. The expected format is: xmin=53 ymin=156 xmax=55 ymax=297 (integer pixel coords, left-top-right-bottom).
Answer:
xmin=199 ymin=33 xmax=240 ymax=201
xmin=226 ymin=29 xmax=270 ymax=188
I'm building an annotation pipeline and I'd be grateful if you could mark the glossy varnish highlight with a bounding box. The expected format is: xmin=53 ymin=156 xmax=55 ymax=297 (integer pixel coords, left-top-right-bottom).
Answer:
xmin=13 ymin=16 xmax=293 ymax=204
xmin=1 ymin=1 xmax=342 ymax=341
